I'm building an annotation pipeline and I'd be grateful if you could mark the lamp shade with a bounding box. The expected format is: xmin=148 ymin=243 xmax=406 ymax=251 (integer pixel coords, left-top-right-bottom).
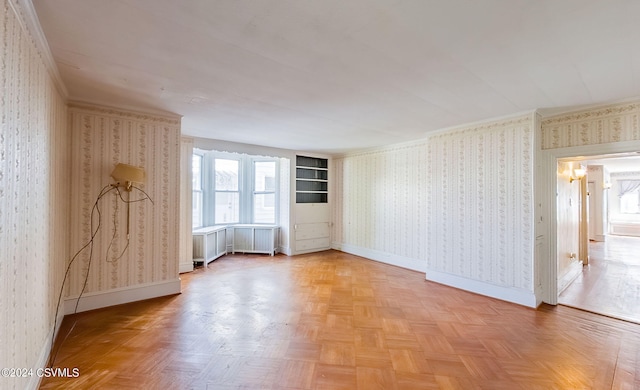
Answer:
xmin=574 ymin=167 xmax=586 ymax=178
xmin=111 ymin=163 xmax=146 ymax=186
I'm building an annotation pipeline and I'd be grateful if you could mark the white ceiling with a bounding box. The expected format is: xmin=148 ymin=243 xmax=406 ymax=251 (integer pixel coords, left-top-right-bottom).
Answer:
xmin=33 ymin=0 xmax=640 ymax=154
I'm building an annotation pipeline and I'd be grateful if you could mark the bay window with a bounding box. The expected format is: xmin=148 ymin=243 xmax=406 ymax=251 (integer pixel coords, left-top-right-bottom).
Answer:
xmin=193 ymin=149 xmax=279 ymax=227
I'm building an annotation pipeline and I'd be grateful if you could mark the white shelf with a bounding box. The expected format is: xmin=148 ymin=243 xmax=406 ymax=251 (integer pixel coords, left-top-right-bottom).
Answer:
xmin=296 ymin=156 xmax=328 ymax=204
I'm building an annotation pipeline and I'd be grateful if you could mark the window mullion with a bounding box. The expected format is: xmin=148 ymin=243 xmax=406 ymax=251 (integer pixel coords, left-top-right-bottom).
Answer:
xmin=193 ymin=150 xmax=279 ymax=227
xmin=243 ymin=158 xmax=253 ymax=224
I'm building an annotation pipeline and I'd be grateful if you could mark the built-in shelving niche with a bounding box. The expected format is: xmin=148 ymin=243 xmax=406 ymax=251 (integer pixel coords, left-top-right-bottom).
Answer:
xmin=295 ymin=155 xmax=328 ymax=203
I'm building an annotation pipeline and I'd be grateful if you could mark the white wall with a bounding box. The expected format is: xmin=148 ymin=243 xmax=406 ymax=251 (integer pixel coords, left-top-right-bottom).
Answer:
xmin=66 ymin=103 xmax=182 ymax=313
xmin=0 ymin=0 xmax=69 ymax=388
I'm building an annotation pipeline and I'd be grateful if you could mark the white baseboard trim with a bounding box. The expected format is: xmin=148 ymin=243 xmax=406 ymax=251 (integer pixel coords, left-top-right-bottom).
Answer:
xmin=29 ymin=304 xmax=66 ymax=390
xmin=64 ymin=278 xmax=181 ymax=314
xmin=425 ymin=269 xmax=538 ymax=308
xmin=593 ymin=234 xmax=606 ymax=242
xmin=610 ymin=222 xmax=640 ymax=237
xmin=279 ymin=246 xmax=292 ymax=256
xmin=332 ymin=242 xmax=536 ymax=308
xmin=179 ymin=261 xmax=194 ymax=273
xmin=558 ymin=260 xmax=583 ymax=294
xmin=332 ymin=242 xmax=426 ymax=272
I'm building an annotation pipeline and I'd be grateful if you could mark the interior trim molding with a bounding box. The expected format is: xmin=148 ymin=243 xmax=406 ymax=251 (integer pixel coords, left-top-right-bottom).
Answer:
xmin=179 ymin=262 xmax=194 ymax=274
xmin=538 ymin=137 xmax=640 ymax=305
xmin=63 ymin=279 xmax=181 ymax=314
xmin=29 ymin=307 xmax=65 ymax=390
xmin=10 ymin=0 xmax=68 ymax=98
xmin=333 ymin=242 xmax=426 ymax=273
xmin=428 ymin=110 xmax=536 ymax=139
xmin=279 ymin=246 xmax=292 ymax=256
xmin=426 ymin=268 xmax=538 ymax=308
xmin=542 ymin=101 xmax=640 ymax=125
xmin=558 ymin=260 xmax=583 ymax=295
xmin=68 ymin=101 xmax=182 ymax=124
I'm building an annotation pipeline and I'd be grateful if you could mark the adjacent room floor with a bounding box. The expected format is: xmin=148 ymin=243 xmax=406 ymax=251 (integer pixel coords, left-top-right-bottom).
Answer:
xmin=42 ymin=250 xmax=640 ymax=389
xmin=559 ymin=235 xmax=640 ymax=324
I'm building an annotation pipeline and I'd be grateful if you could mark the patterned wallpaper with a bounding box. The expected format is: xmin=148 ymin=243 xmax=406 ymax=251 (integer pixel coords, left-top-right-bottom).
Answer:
xmin=541 ymin=102 xmax=640 ymax=149
xmin=427 ymin=114 xmax=534 ymax=290
xmin=334 ymin=114 xmax=535 ymax=293
xmin=1 ymin=0 xmax=69 ymax=388
xmin=333 ymin=142 xmax=429 ymax=271
xmin=67 ymin=103 xmax=181 ymax=297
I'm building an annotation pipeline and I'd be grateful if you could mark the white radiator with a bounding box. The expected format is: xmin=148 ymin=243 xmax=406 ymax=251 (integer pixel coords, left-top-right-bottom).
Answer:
xmin=192 ymin=226 xmax=227 ymax=264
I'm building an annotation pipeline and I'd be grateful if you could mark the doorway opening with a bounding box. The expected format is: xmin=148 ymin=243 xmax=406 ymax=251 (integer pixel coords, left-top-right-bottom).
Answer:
xmin=556 ymin=153 xmax=640 ymax=324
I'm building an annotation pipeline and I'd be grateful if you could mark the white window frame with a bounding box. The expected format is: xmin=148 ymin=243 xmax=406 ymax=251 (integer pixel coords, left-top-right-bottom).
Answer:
xmin=252 ymin=159 xmax=278 ymax=224
xmin=192 ymin=153 xmax=204 ymax=228
xmin=211 ymin=156 xmax=242 ymax=225
xmin=620 ymin=189 xmax=640 ymax=214
xmin=195 ymin=149 xmax=279 ymax=226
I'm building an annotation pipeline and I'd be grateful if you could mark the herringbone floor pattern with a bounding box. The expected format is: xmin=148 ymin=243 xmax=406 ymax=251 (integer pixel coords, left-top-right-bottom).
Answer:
xmin=41 ymin=251 xmax=640 ymax=389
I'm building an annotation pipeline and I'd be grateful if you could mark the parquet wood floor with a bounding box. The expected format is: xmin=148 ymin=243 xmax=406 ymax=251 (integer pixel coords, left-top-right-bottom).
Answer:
xmin=559 ymin=235 xmax=640 ymax=324
xmin=41 ymin=250 xmax=640 ymax=389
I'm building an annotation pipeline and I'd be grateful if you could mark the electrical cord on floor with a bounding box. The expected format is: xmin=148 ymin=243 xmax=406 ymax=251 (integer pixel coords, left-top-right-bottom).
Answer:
xmin=47 ymin=184 xmax=113 ymax=367
xmin=47 ymin=184 xmax=155 ymax=367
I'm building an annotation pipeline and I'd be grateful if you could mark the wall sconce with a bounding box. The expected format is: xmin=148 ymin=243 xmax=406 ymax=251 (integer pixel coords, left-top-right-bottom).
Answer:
xmin=569 ymin=166 xmax=586 ymax=183
xmin=110 ymin=163 xmax=149 ymax=243
xmin=111 ymin=163 xmax=146 ymax=191
xmin=603 ymin=181 xmax=612 ymax=190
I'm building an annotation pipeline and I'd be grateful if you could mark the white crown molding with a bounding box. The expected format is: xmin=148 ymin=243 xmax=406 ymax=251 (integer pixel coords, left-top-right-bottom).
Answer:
xmin=334 ymin=138 xmax=429 ymax=159
xmin=611 ymin=171 xmax=640 ymax=178
xmin=9 ymin=0 xmax=68 ymax=98
xmin=427 ymin=110 xmax=535 ymax=139
xmin=68 ymin=101 xmax=182 ymax=125
xmin=335 ymin=110 xmax=536 ymax=159
xmin=193 ymin=136 xmax=298 ymax=159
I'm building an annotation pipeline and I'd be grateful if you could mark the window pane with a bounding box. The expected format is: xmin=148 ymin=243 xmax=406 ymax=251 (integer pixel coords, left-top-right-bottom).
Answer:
xmin=254 ymin=161 xmax=276 ymax=191
xmin=215 ymin=159 xmax=239 ymax=191
xmin=254 ymin=193 xmax=275 ymax=223
xmin=192 ymin=154 xmax=202 ymax=189
xmin=192 ymin=191 xmax=202 ymax=228
xmin=215 ymin=192 xmax=239 ymax=224
xmin=621 ymin=191 xmax=640 ymax=214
